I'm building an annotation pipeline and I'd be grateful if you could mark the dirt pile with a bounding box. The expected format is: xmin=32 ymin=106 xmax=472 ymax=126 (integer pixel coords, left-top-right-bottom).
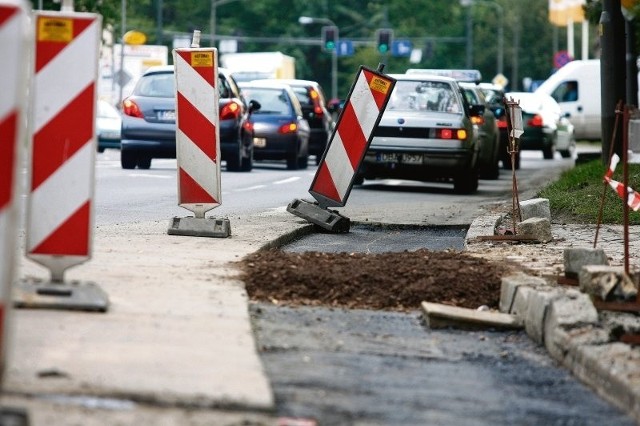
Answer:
xmin=239 ymin=249 xmax=526 ymax=312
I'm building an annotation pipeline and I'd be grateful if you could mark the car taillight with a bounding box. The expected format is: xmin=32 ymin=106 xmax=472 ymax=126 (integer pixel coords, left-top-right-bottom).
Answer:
xmin=278 ymin=122 xmax=298 ymax=134
xmin=220 ymin=101 xmax=241 ymax=121
xmin=527 ymin=114 xmax=544 ymax=127
xmin=497 ymin=119 xmax=508 ymax=129
xmin=122 ymin=99 xmax=143 ymax=118
xmin=243 ymin=120 xmax=254 ymax=133
xmin=310 ymin=89 xmax=323 ymax=115
xmin=471 ymin=116 xmax=485 ymax=126
xmin=437 ymin=128 xmax=467 ymax=140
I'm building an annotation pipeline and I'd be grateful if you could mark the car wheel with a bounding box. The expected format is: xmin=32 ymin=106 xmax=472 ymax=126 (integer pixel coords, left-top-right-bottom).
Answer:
xmin=226 ymin=147 xmax=242 ymax=171
xmin=542 ymin=138 xmax=556 ymax=159
xmin=559 ymin=138 xmax=576 ymax=158
xmin=121 ymin=149 xmax=137 ymax=169
xmin=298 ymin=154 xmax=309 ymax=169
xmin=286 ymin=154 xmax=299 ymax=170
xmin=481 ymin=161 xmax=500 ymax=180
xmin=502 ymin=150 xmax=520 ymax=170
xmin=240 ymin=145 xmax=253 ymax=172
xmin=353 ymin=173 xmax=365 ymax=185
xmin=453 ymin=170 xmax=479 ymax=194
xmin=137 ymin=156 xmax=151 ymax=169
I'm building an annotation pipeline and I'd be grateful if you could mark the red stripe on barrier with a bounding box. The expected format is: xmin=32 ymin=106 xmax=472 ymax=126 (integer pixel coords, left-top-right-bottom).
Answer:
xmin=176 ymin=50 xmax=215 ymax=86
xmin=336 ymin=102 xmax=368 ymax=170
xmin=32 ymin=83 xmax=95 ymax=191
xmin=179 ymin=168 xmax=217 ymax=204
xmin=311 ymin=163 xmax=340 ymax=202
xmin=35 ymin=16 xmax=94 ymax=72
xmin=30 ymin=201 xmax=90 ymax=255
xmin=176 ymin=92 xmax=217 ymax=162
xmin=0 ymin=112 xmax=17 ymax=210
xmin=363 ymin=69 xmax=388 ymax=110
xmin=0 ymin=6 xmax=18 ymax=26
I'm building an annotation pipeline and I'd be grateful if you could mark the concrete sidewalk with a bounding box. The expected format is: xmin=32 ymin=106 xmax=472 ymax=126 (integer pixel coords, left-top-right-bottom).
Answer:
xmin=5 ymin=209 xmax=312 ymax=425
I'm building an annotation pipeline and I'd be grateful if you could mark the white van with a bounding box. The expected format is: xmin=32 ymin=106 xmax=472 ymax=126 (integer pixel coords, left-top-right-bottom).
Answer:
xmin=534 ymin=60 xmax=601 ymax=141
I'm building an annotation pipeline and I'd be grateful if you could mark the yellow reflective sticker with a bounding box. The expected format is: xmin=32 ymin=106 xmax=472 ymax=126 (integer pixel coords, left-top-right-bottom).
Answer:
xmin=369 ymin=77 xmax=390 ymax=95
xmin=38 ymin=17 xmax=73 ymax=43
xmin=191 ymin=51 xmax=214 ymax=67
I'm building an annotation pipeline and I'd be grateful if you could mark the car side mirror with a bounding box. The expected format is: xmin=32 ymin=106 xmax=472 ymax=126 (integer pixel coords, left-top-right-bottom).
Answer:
xmin=248 ymin=99 xmax=261 ymax=114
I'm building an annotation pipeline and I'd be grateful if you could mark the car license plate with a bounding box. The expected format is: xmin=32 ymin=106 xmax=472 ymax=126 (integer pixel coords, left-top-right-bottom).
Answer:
xmin=157 ymin=110 xmax=175 ymax=121
xmin=402 ymin=154 xmax=423 ymax=164
xmin=377 ymin=153 xmax=398 ymax=163
xmin=253 ymin=137 xmax=266 ymax=148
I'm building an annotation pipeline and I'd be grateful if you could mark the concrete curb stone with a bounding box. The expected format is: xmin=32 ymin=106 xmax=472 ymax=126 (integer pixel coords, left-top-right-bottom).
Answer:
xmin=466 ymin=214 xmax=640 ymax=423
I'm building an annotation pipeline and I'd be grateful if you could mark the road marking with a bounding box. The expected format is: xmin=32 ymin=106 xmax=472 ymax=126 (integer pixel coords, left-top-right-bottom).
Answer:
xmin=274 ymin=177 xmax=300 ymax=185
xmin=128 ymin=173 xmax=172 ymax=179
xmin=234 ymin=185 xmax=266 ymax=192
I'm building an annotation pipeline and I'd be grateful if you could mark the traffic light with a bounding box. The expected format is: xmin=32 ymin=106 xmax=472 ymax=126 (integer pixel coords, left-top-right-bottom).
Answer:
xmin=376 ymin=29 xmax=393 ymax=54
xmin=322 ymin=26 xmax=338 ymax=51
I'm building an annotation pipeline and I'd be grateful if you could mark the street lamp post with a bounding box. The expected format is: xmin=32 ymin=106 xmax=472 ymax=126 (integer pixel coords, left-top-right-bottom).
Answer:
xmin=299 ymin=15 xmax=338 ymax=101
xmin=210 ymin=0 xmax=242 ymax=46
xmin=460 ymin=0 xmax=504 ymax=76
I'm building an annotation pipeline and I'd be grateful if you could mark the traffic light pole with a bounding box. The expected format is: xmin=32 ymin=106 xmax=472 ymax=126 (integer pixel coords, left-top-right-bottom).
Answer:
xmin=331 ymin=48 xmax=337 ymax=101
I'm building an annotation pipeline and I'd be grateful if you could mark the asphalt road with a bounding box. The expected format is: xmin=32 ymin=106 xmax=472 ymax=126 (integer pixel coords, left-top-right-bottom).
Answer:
xmin=252 ymin=304 xmax=635 ymax=426
xmin=86 ymin=147 xmax=636 ymax=425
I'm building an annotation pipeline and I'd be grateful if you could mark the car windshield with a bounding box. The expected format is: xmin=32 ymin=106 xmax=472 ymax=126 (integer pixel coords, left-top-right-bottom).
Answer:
xmin=243 ymin=87 xmax=293 ymax=115
xmin=135 ymin=72 xmax=175 ymax=97
xmin=388 ymin=80 xmax=461 ymax=113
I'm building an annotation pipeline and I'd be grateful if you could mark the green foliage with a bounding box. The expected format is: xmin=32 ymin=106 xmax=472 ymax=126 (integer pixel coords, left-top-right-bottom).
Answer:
xmin=538 ymin=159 xmax=640 ymax=225
xmin=28 ymin=0 xmax=584 ymax=98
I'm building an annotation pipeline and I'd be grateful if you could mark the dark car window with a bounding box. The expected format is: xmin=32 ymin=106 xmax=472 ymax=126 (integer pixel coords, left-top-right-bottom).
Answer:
xmin=135 ymin=72 xmax=175 ymax=97
xmin=218 ymin=74 xmax=232 ymax=99
xmin=388 ymin=80 xmax=461 ymax=113
xmin=291 ymin=87 xmax=313 ymax=107
xmin=243 ymin=87 xmax=293 ymax=115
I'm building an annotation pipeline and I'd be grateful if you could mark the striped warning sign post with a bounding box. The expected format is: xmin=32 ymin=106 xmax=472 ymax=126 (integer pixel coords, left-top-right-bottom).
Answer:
xmin=168 ymin=31 xmax=230 ymax=238
xmin=15 ymin=8 xmax=108 ymax=312
xmin=288 ymin=65 xmax=395 ymax=232
xmin=0 ymin=0 xmax=29 ymax=399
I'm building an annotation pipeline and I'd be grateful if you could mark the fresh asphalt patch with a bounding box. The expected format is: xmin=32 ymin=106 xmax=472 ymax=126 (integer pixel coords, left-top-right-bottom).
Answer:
xmin=284 ymin=223 xmax=468 ymax=253
xmin=249 ymin=225 xmax=636 ymax=424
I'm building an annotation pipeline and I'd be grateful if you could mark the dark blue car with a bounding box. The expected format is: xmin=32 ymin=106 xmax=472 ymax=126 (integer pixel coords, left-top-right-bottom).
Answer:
xmin=239 ymin=81 xmax=310 ymax=170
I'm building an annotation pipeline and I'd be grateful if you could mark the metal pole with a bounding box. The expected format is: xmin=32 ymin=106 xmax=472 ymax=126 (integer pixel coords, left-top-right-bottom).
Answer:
xmin=119 ymin=0 xmax=126 ymax=106
xmin=497 ymin=4 xmax=503 ymax=75
xmin=210 ymin=0 xmax=217 ymax=46
xmin=156 ymin=0 xmax=163 ymax=44
xmin=465 ymin=6 xmax=473 ymax=68
xmin=331 ymin=49 xmax=337 ymax=100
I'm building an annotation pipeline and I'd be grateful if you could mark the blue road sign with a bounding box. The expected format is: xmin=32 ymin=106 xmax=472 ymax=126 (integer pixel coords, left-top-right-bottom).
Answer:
xmin=392 ymin=40 xmax=412 ymax=57
xmin=336 ymin=40 xmax=354 ymax=57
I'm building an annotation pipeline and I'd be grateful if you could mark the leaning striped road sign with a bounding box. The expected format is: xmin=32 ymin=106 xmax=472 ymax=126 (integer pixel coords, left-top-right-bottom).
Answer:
xmin=26 ymin=10 xmax=101 ymax=280
xmin=0 ymin=0 xmax=30 ymax=379
xmin=309 ymin=66 xmax=395 ymax=208
xmin=173 ymin=47 xmax=221 ymax=218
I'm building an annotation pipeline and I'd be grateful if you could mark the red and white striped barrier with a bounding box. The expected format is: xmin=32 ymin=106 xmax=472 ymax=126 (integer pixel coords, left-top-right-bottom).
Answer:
xmin=605 ymin=153 xmax=640 ymax=211
xmin=310 ymin=66 xmax=395 ymax=208
xmin=173 ymin=47 xmax=221 ymax=218
xmin=26 ymin=10 xmax=101 ymax=280
xmin=0 ymin=0 xmax=30 ymax=381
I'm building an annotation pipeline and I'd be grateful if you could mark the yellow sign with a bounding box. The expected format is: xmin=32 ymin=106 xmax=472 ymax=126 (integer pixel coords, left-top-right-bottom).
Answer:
xmin=369 ymin=76 xmax=391 ymax=95
xmin=191 ymin=51 xmax=214 ymax=67
xmin=123 ymin=30 xmax=146 ymax=45
xmin=622 ymin=0 xmax=638 ymax=20
xmin=38 ymin=17 xmax=73 ymax=43
xmin=548 ymin=0 xmax=585 ymax=26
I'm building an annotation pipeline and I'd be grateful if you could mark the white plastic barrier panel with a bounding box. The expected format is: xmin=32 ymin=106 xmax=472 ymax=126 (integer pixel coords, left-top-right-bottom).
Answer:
xmin=0 ymin=0 xmax=30 ymax=381
xmin=309 ymin=66 xmax=395 ymax=208
xmin=26 ymin=10 xmax=101 ymax=281
xmin=173 ymin=47 xmax=221 ymax=218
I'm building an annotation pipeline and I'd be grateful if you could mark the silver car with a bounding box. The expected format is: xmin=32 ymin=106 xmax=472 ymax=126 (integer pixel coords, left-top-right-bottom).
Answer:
xmin=359 ymin=74 xmax=482 ymax=194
